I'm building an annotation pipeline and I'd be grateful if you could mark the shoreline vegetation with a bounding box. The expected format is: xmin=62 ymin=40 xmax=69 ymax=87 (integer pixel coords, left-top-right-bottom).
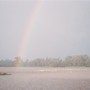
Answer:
xmin=0 ymin=72 xmax=10 ymax=75
xmin=0 ymin=55 xmax=90 ymax=67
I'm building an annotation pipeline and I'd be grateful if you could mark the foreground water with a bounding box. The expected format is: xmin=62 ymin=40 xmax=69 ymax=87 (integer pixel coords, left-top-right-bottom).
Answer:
xmin=0 ymin=67 xmax=90 ymax=90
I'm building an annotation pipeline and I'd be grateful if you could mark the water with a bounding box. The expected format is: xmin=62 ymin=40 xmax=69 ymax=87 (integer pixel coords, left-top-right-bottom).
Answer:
xmin=0 ymin=67 xmax=90 ymax=90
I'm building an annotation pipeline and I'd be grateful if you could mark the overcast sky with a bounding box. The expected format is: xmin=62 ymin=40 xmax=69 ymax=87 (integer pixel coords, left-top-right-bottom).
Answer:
xmin=0 ymin=0 xmax=90 ymax=59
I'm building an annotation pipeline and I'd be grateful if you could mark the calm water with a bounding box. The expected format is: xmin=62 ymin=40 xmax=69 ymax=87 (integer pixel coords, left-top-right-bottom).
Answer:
xmin=0 ymin=67 xmax=90 ymax=90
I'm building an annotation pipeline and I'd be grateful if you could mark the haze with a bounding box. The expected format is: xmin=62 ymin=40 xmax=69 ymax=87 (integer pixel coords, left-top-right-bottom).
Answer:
xmin=0 ymin=0 xmax=90 ymax=59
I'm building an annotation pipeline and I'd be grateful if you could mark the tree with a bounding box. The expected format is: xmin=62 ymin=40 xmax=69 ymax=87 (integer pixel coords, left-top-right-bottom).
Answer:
xmin=14 ymin=57 xmax=23 ymax=67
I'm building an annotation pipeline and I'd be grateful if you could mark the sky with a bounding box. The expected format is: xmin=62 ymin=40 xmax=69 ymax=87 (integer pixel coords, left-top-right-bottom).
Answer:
xmin=0 ymin=0 xmax=90 ymax=59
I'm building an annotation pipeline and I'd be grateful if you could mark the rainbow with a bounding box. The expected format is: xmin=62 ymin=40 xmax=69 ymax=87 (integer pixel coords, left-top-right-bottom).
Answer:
xmin=15 ymin=0 xmax=43 ymax=66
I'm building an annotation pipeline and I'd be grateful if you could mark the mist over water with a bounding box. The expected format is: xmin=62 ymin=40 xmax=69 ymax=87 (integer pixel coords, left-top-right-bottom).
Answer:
xmin=0 ymin=67 xmax=90 ymax=90
xmin=0 ymin=0 xmax=90 ymax=90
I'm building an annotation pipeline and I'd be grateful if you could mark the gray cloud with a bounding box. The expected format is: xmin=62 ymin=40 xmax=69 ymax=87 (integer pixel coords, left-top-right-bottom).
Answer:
xmin=0 ymin=1 xmax=90 ymax=59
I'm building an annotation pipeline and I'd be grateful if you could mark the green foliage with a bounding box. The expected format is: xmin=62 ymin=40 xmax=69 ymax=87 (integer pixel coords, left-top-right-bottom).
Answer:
xmin=0 ymin=55 xmax=90 ymax=67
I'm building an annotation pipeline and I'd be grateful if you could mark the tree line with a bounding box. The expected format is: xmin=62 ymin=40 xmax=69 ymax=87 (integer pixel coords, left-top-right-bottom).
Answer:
xmin=0 ymin=55 xmax=90 ymax=67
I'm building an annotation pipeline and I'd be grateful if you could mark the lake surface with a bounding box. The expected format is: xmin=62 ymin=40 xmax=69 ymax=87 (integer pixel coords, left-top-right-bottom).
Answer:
xmin=0 ymin=67 xmax=90 ymax=90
